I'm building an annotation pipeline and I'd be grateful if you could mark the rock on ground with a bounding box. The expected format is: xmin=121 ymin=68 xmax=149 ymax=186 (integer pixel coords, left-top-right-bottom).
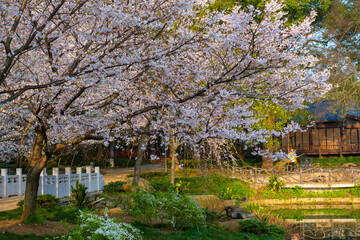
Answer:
xmin=123 ymin=177 xmax=154 ymax=193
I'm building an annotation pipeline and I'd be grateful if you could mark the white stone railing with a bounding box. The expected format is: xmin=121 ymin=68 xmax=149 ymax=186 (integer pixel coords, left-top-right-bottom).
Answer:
xmin=0 ymin=166 xmax=106 ymax=198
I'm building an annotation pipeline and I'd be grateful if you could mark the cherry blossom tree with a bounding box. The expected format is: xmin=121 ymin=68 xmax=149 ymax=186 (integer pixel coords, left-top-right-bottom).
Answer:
xmin=0 ymin=0 xmax=329 ymax=221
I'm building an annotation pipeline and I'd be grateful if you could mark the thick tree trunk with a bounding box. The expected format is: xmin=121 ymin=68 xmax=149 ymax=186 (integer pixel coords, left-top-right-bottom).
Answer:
xmin=96 ymin=143 xmax=104 ymax=162
xmin=262 ymin=137 xmax=274 ymax=168
xmin=170 ymin=137 xmax=179 ymax=185
xmin=109 ymin=141 xmax=115 ymax=167
xmin=21 ymin=168 xmax=41 ymax=221
xmin=132 ymin=135 xmax=148 ymax=191
xmin=21 ymin=134 xmax=47 ymax=222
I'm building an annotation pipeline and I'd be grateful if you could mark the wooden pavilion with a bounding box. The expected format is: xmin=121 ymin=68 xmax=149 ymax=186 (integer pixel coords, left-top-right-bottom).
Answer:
xmin=281 ymin=101 xmax=360 ymax=157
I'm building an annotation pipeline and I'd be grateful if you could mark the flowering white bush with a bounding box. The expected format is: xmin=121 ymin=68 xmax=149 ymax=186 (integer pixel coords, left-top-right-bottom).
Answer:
xmin=60 ymin=211 xmax=142 ymax=240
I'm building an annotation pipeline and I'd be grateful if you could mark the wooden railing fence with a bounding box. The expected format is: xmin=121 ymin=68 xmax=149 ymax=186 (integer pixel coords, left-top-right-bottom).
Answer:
xmin=232 ymin=163 xmax=360 ymax=186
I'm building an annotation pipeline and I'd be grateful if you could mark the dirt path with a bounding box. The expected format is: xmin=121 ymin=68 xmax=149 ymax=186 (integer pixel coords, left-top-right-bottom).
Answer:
xmin=102 ymin=163 xmax=165 ymax=183
xmin=0 ymin=195 xmax=23 ymax=212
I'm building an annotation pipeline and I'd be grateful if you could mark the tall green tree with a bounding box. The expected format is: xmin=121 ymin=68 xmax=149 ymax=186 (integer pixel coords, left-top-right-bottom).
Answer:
xmin=311 ymin=0 xmax=360 ymax=110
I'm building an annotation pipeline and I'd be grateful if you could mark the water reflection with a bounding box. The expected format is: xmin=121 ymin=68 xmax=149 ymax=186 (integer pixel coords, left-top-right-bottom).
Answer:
xmin=288 ymin=218 xmax=360 ymax=240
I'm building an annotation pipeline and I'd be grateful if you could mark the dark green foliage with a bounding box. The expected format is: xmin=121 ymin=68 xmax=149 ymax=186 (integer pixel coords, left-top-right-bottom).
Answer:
xmin=180 ymin=159 xmax=198 ymax=168
xmin=238 ymin=219 xmax=286 ymax=238
xmin=129 ymin=190 xmax=206 ymax=229
xmin=36 ymin=195 xmax=59 ymax=208
xmin=127 ymin=171 xmax=169 ymax=179
xmin=71 ymin=181 xmax=87 ymax=209
xmin=114 ymin=157 xmax=136 ymax=167
xmin=0 ymin=226 xmax=284 ymax=240
xmin=0 ymin=163 xmax=13 ymax=168
xmin=17 ymin=195 xmax=59 ymax=209
xmin=204 ymin=208 xmax=227 ymax=223
xmin=151 ymin=178 xmax=172 ymax=192
xmin=103 ymin=181 xmax=125 ymax=193
xmin=136 ymin=224 xmax=283 ymax=240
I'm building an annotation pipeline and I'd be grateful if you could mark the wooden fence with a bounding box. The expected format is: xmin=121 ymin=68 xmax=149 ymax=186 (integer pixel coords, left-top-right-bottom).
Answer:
xmin=0 ymin=166 xmax=106 ymax=198
xmin=232 ymin=163 xmax=360 ymax=187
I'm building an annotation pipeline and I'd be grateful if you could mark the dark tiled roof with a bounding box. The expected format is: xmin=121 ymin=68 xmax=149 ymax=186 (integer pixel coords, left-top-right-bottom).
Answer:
xmin=308 ymin=100 xmax=360 ymax=121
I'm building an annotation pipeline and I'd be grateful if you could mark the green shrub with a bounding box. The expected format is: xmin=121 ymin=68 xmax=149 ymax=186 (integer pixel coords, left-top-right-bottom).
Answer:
xmin=204 ymin=208 xmax=227 ymax=223
xmin=238 ymin=219 xmax=286 ymax=238
xmin=267 ymin=175 xmax=284 ymax=192
xmin=103 ymin=181 xmax=126 ymax=194
xmin=150 ymin=178 xmax=172 ymax=192
xmin=129 ymin=190 xmax=206 ymax=229
xmin=173 ymin=180 xmax=190 ymax=194
xmin=181 ymin=159 xmax=198 ymax=168
xmin=17 ymin=194 xmax=59 ymax=209
xmin=128 ymin=191 xmax=159 ymax=224
xmin=71 ymin=181 xmax=87 ymax=209
xmin=37 ymin=194 xmax=60 ymax=208
xmin=114 ymin=157 xmax=136 ymax=167
xmin=128 ymin=171 xmax=169 ymax=179
xmin=59 ymin=211 xmax=142 ymax=240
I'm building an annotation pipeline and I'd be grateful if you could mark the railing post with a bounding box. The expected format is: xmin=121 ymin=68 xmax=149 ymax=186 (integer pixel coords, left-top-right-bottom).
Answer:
xmin=86 ymin=166 xmax=92 ymax=192
xmin=53 ymin=168 xmax=59 ymax=198
xmin=95 ymin=167 xmax=100 ymax=191
xmin=1 ymin=169 xmax=8 ymax=198
xmin=328 ymin=168 xmax=331 ymax=187
xmin=76 ymin=167 xmax=82 ymax=184
xmin=40 ymin=168 xmax=46 ymax=195
xmin=65 ymin=167 xmax=72 ymax=196
xmin=254 ymin=169 xmax=257 ymax=187
xmin=16 ymin=168 xmax=22 ymax=196
xmin=352 ymin=170 xmax=355 ymax=184
xmin=300 ymin=167 xmax=303 ymax=184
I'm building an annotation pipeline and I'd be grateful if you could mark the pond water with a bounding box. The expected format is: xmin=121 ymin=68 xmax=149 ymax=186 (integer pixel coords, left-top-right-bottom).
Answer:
xmin=278 ymin=209 xmax=360 ymax=240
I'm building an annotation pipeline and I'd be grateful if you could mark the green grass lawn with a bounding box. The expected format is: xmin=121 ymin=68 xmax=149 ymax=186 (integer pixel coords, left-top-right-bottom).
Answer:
xmin=0 ymin=206 xmax=79 ymax=223
xmin=312 ymin=156 xmax=360 ymax=167
xmin=147 ymin=173 xmax=253 ymax=199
